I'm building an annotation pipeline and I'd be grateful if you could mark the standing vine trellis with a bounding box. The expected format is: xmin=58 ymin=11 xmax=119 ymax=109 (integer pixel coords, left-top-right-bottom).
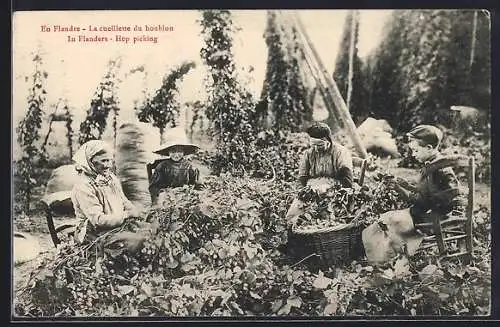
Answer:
xmin=137 ymin=61 xmax=196 ymax=143
xmin=78 ymin=56 xmax=123 ymax=146
xmin=199 ymin=10 xmax=258 ymax=174
xmin=16 ymin=50 xmax=48 ymax=213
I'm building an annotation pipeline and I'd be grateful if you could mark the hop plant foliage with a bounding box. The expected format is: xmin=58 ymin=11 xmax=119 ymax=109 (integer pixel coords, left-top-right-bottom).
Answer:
xmin=15 ymin=173 xmax=490 ymax=317
xmin=63 ymin=101 xmax=74 ymax=159
xmin=333 ymin=10 xmax=369 ymax=126
xmin=199 ymin=10 xmax=259 ymax=174
xmin=261 ymin=11 xmax=312 ymax=132
xmin=15 ymin=50 xmax=48 ymax=213
xmin=78 ymin=57 xmax=123 ymax=145
xmin=368 ymin=10 xmax=490 ymax=132
xmin=137 ymin=61 xmax=195 ymax=142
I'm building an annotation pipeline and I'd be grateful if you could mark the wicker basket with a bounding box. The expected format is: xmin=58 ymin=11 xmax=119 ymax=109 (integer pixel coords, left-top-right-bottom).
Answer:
xmin=287 ymin=220 xmax=364 ymax=269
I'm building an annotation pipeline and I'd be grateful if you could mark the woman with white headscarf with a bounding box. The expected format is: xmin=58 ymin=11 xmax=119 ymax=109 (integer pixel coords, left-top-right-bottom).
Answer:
xmin=71 ymin=140 xmax=147 ymax=252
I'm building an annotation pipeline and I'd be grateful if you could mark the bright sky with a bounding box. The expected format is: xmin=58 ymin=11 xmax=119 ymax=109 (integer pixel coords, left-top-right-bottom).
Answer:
xmin=12 ymin=10 xmax=392 ymax=127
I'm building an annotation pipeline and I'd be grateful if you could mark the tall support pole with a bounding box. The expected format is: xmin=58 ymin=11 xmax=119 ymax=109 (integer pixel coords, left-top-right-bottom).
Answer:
xmin=346 ymin=10 xmax=357 ymax=112
xmin=281 ymin=12 xmax=342 ymax=130
xmin=470 ymin=10 xmax=478 ymax=71
xmin=289 ymin=12 xmax=368 ymax=158
xmin=297 ymin=41 xmax=342 ymax=129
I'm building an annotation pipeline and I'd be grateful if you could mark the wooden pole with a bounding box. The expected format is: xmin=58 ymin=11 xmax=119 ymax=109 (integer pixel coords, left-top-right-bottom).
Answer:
xmin=470 ymin=10 xmax=478 ymax=71
xmin=289 ymin=12 xmax=368 ymax=158
xmin=278 ymin=11 xmax=341 ymax=130
xmin=346 ymin=10 xmax=357 ymax=112
xmin=297 ymin=41 xmax=341 ymax=129
xmin=282 ymin=12 xmax=342 ymax=130
xmin=41 ymin=98 xmax=62 ymax=150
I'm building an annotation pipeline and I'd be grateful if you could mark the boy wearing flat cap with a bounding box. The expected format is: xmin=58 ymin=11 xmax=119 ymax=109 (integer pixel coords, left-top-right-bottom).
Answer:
xmin=394 ymin=124 xmax=460 ymax=224
xmin=149 ymin=127 xmax=204 ymax=204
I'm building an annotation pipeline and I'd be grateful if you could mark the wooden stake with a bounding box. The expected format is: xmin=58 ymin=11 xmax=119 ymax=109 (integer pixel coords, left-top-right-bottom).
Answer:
xmin=289 ymin=12 xmax=368 ymax=158
xmin=347 ymin=10 xmax=357 ymax=112
xmin=297 ymin=42 xmax=342 ymax=129
xmin=470 ymin=10 xmax=478 ymax=71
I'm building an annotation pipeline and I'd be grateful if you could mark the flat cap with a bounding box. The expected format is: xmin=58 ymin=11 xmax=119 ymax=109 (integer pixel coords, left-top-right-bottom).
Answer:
xmin=407 ymin=124 xmax=443 ymax=148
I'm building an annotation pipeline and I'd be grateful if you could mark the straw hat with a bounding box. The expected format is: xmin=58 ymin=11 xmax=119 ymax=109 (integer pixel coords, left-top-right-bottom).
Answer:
xmin=362 ymin=208 xmax=424 ymax=265
xmin=153 ymin=127 xmax=199 ymax=156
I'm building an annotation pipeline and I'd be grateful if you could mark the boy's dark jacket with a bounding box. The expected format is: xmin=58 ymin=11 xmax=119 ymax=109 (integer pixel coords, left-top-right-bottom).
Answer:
xmin=409 ymin=154 xmax=460 ymax=218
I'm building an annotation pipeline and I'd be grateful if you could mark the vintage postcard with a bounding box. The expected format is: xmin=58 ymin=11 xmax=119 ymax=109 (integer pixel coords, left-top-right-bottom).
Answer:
xmin=12 ymin=9 xmax=491 ymax=319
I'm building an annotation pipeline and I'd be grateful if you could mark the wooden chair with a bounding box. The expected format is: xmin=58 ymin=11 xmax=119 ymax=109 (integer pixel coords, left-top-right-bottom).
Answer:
xmin=146 ymin=159 xmax=166 ymax=184
xmin=146 ymin=158 xmax=169 ymax=204
xmin=414 ymin=155 xmax=475 ymax=260
xmin=40 ymin=191 xmax=79 ymax=247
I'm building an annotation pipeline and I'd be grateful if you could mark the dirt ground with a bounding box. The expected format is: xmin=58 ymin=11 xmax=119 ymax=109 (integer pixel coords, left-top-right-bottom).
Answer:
xmin=12 ymin=159 xmax=491 ymax=298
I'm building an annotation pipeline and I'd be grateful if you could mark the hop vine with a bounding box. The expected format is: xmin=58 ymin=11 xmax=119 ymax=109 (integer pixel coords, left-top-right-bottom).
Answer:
xmin=261 ymin=11 xmax=312 ymax=133
xmin=78 ymin=57 xmax=123 ymax=145
xmin=15 ymin=49 xmax=48 ymax=213
xmin=137 ymin=61 xmax=195 ymax=143
xmin=199 ymin=10 xmax=258 ymax=174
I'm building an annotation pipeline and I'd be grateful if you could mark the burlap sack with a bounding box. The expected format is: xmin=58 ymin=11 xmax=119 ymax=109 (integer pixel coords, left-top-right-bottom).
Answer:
xmin=362 ymin=208 xmax=424 ymax=265
xmin=44 ymin=164 xmax=80 ymax=194
xmin=14 ymin=232 xmax=41 ymax=265
xmin=115 ymin=122 xmax=158 ymax=208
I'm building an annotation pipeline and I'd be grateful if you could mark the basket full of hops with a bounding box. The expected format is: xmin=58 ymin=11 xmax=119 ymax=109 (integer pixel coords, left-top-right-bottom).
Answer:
xmin=287 ymin=179 xmax=366 ymax=269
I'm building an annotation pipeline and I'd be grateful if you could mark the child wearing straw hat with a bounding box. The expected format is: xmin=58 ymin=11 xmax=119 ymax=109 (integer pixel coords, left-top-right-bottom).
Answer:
xmin=148 ymin=127 xmax=204 ymax=204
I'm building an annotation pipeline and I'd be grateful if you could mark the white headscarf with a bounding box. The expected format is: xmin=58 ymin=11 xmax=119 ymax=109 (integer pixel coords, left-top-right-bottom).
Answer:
xmin=73 ymin=140 xmax=113 ymax=178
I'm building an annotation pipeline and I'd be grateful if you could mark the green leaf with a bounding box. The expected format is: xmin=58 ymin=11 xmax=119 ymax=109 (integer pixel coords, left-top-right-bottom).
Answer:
xmin=324 ymin=302 xmax=338 ymax=315
xmin=419 ymin=264 xmax=438 ymax=280
xmin=292 ymin=270 xmax=304 ymax=284
xmin=180 ymin=252 xmax=194 ymax=263
xmin=249 ymin=291 xmax=262 ymax=300
xmin=236 ymin=198 xmax=257 ymax=210
xmin=438 ymin=292 xmax=450 ymax=300
xmin=230 ymin=301 xmax=244 ymax=315
xmin=271 ymin=299 xmax=283 ymax=313
xmin=287 ymin=295 xmax=302 ymax=308
xmin=244 ymin=243 xmax=258 ymax=259
xmin=212 ymin=239 xmax=226 ymax=247
xmin=277 ymin=302 xmax=292 ymax=315
xmin=381 ymin=268 xmax=395 ymax=280
xmin=180 ymin=284 xmax=196 ymax=298
xmin=116 ymin=285 xmax=135 ymax=296
xmin=165 ymin=258 xmax=178 ymax=269
xmin=394 ymin=256 xmax=411 ymax=278
xmin=313 ymin=271 xmax=333 ymax=290
xmin=240 ymin=215 xmax=254 ymax=227
xmin=141 ymin=282 xmax=153 ymax=297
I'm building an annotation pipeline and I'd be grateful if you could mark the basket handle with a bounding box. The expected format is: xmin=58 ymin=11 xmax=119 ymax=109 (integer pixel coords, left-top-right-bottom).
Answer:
xmin=348 ymin=204 xmax=368 ymax=226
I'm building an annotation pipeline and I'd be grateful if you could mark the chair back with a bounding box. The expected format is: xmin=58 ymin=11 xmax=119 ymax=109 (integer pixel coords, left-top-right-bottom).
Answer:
xmin=352 ymin=157 xmax=368 ymax=186
xmin=417 ymin=154 xmax=475 ymax=258
xmin=422 ymin=154 xmax=475 ymax=223
xmin=146 ymin=159 xmax=167 ymax=184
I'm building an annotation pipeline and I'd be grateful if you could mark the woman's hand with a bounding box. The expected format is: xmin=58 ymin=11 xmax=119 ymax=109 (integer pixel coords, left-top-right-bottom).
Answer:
xmin=366 ymin=157 xmax=378 ymax=172
xmin=123 ymin=210 xmax=134 ymax=220
xmin=123 ymin=206 xmax=141 ymax=220
xmin=194 ymin=182 xmax=206 ymax=191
